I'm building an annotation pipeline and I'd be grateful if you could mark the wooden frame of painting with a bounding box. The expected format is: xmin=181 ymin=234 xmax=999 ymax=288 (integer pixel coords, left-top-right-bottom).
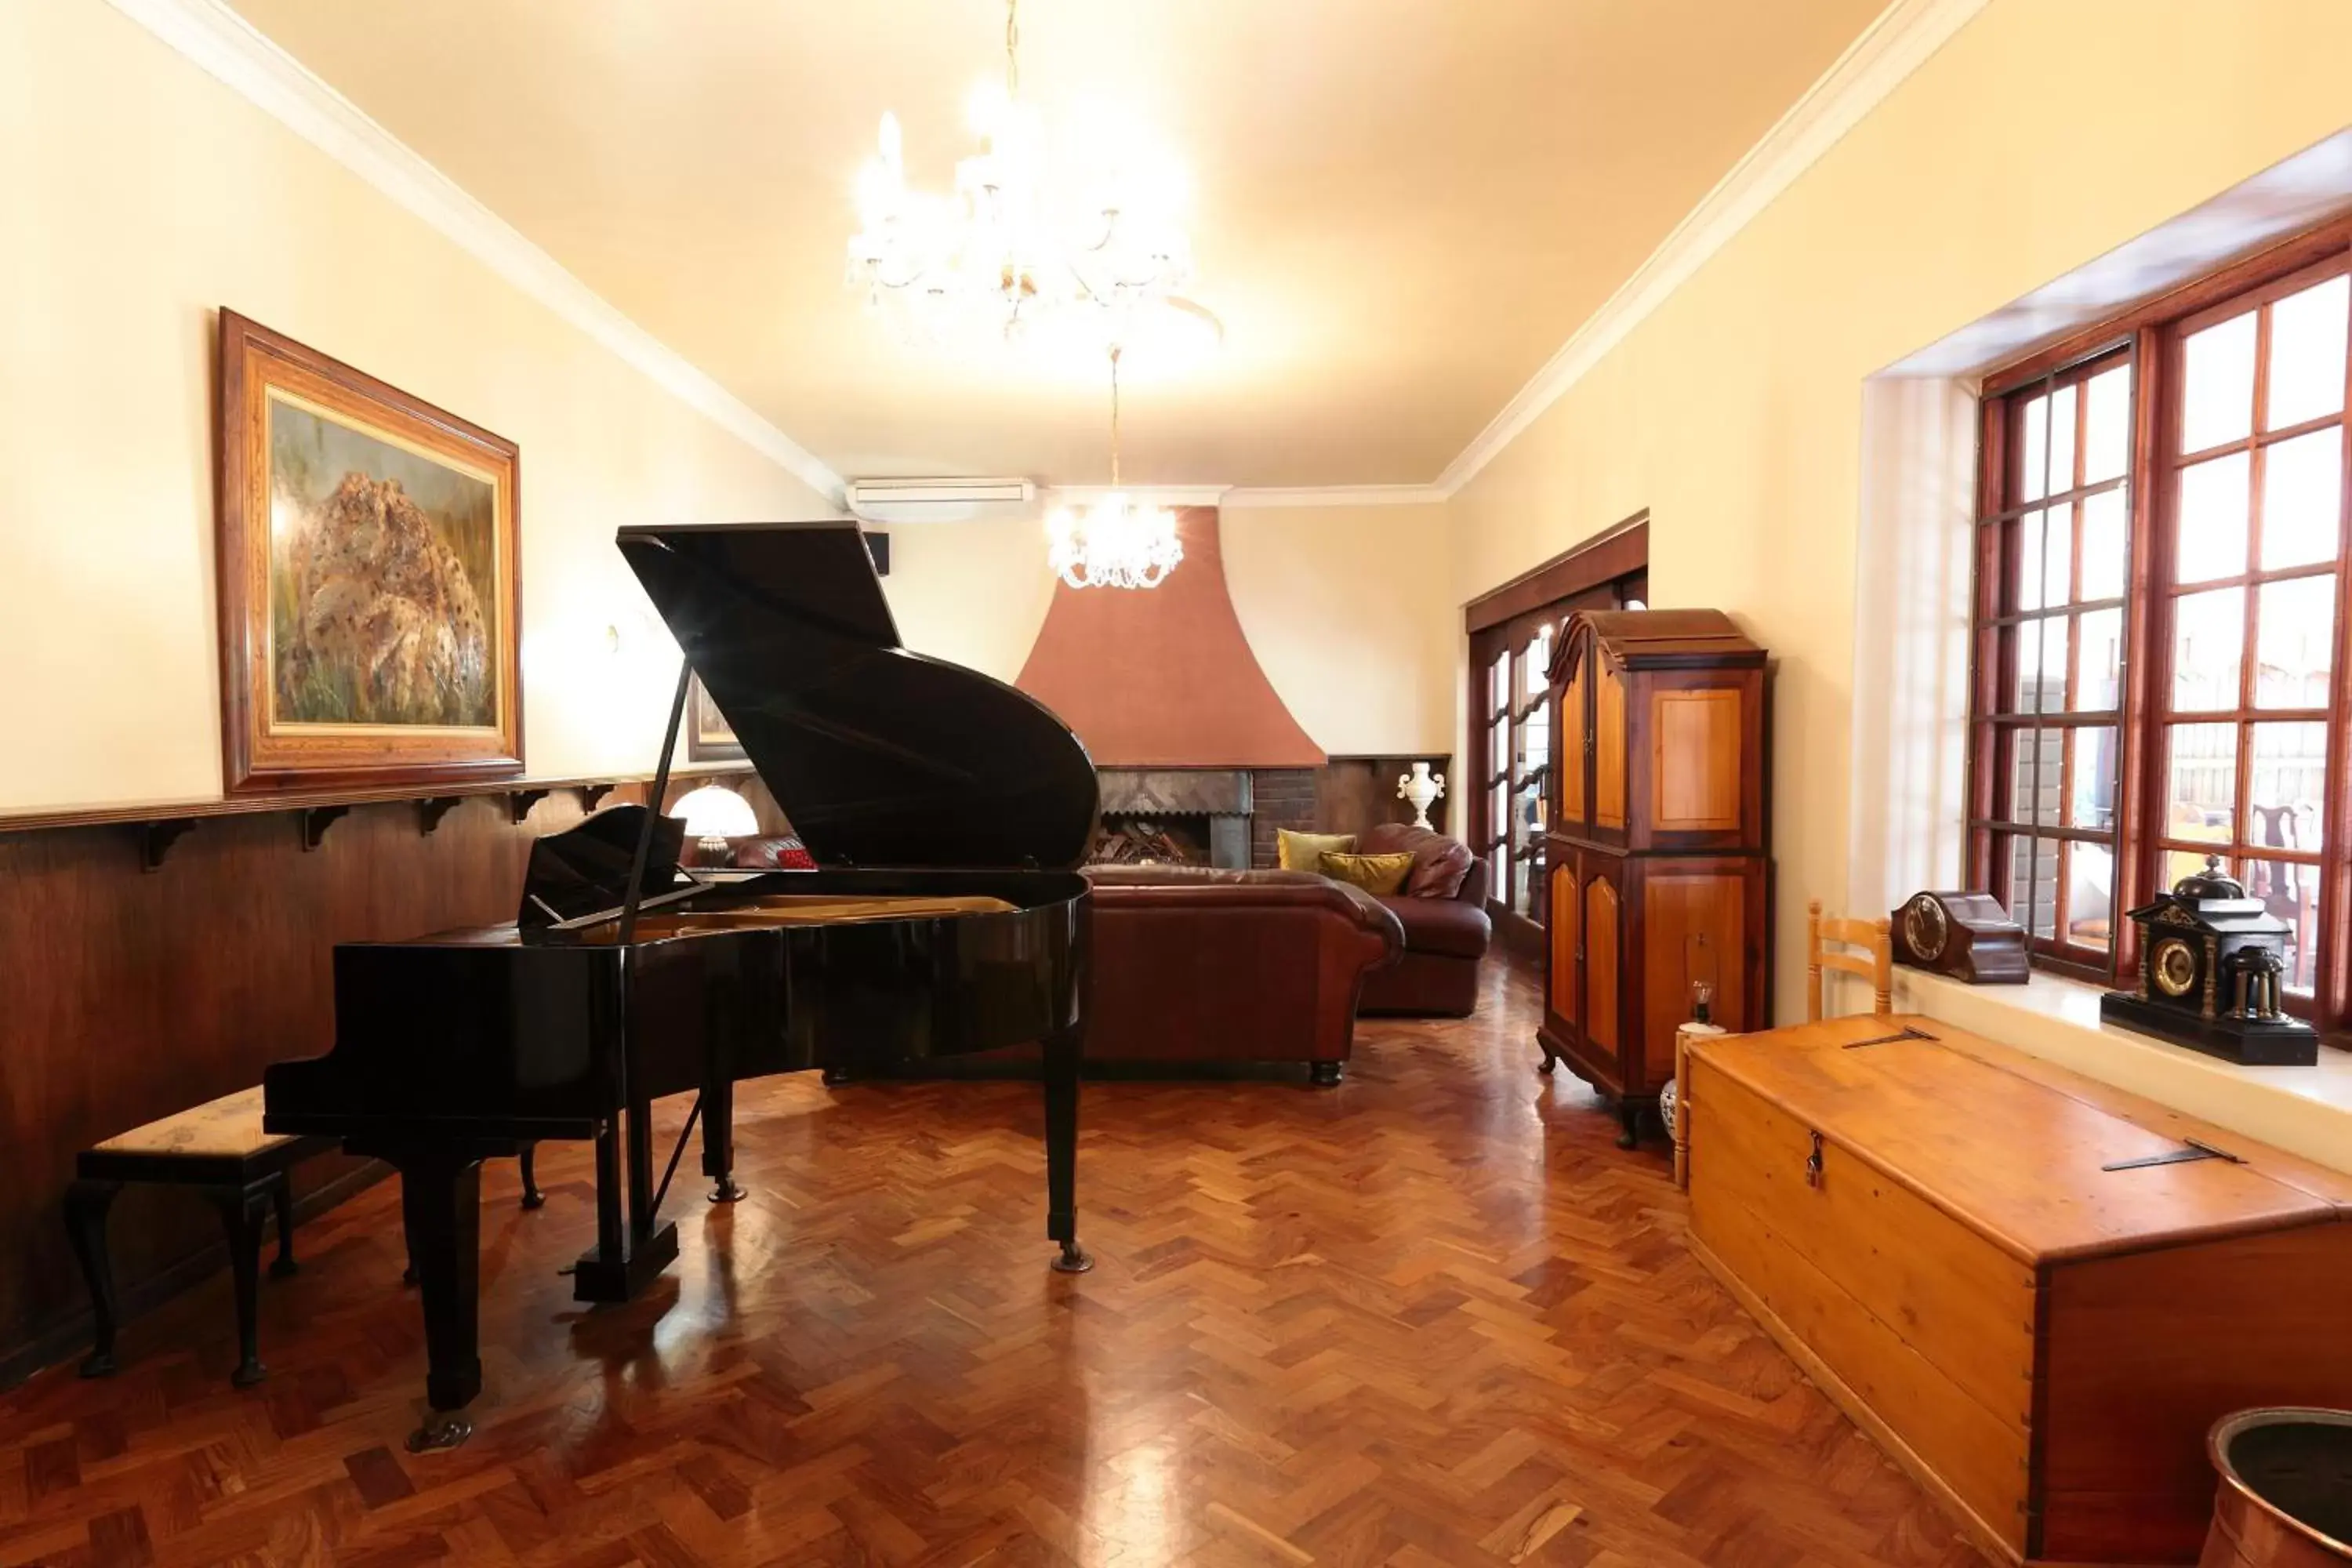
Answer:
xmin=686 ymin=674 xmax=745 ymax=762
xmin=216 ymin=310 xmax=524 ymax=794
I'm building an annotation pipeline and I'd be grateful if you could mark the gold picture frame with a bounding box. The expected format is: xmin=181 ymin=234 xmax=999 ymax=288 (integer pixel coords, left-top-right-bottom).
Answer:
xmin=216 ymin=310 xmax=524 ymax=793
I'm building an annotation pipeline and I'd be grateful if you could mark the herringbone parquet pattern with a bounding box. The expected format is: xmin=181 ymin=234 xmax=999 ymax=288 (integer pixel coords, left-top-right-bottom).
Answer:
xmin=0 ymin=957 xmax=1983 ymax=1566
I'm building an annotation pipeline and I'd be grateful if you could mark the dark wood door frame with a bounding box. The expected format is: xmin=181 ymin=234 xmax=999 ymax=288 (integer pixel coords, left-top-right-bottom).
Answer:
xmin=1465 ymin=512 xmax=1650 ymax=951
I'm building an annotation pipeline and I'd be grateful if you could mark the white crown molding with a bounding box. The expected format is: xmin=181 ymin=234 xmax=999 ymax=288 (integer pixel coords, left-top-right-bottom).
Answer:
xmin=1433 ymin=0 xmax=1988 ymax=498
xmin=1045 ymin=485 xmax=1232 ymax=507
xmin=105 ymin=0 xmax=847 ymax=508
xmin=1221 ymin=485 xmax=1449 ymax=509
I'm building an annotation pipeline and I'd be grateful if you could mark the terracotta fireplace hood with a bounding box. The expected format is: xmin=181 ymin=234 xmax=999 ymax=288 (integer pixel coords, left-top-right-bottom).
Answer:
xmin=1016 ymin=507 xmax=1323 ymax=768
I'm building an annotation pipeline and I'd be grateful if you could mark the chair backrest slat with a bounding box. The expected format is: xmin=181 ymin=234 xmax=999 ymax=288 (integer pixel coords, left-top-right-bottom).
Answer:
xmin=1806 ymin=898 xmax=1893 ymax=1022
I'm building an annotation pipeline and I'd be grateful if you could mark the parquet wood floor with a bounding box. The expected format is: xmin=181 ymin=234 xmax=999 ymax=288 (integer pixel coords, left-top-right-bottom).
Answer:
xmin=0 ymin=956 xmax=1985 ymax=1567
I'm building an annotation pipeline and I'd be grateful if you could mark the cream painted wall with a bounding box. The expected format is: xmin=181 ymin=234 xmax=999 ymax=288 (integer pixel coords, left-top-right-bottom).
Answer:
xmin=879 ymin=503 xmax=1456 ymax=757
xmin=0 ymin=0 xmax=835 ymax=816
xmin=1448 ymin=0 xmax=2352 ymax=1023
xmin=1224 ymin=503 xmax=1454 ymax=757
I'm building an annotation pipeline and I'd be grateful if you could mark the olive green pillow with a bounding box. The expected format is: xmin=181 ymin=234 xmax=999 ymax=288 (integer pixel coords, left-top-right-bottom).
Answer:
xmin=1277 ymin=829 xmax=1355 ymax=873
xmin=1319 ymin=851 xmax=1417 ymax=897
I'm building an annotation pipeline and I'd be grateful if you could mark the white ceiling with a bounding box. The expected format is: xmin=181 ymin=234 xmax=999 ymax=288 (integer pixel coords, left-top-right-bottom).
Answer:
xmin=224 ymin=0 xmax=1889 ymax=490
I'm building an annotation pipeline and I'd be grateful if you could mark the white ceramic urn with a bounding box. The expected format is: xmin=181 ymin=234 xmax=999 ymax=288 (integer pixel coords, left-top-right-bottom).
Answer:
xmin=1396 ymin=761 xmax=1446 ymax=831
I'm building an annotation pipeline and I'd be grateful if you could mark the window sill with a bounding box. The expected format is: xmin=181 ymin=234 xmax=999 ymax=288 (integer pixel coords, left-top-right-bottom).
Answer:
xmin=1893 ymin=966 xmax=2352 ymax=1175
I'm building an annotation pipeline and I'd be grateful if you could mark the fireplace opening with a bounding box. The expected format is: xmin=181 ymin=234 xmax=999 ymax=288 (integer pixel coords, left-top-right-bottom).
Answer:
xmin=1093 ymin=815 xmax=1213 ymax=866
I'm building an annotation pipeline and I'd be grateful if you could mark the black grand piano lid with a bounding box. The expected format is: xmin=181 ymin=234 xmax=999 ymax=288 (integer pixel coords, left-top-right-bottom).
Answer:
xmin=618 ymin=521 xmax=1100 ymax=873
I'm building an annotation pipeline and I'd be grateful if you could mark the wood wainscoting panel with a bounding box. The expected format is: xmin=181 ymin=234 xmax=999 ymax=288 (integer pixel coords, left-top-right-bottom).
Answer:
xmin=1651 ymin=688 xmax=1743 ymax=832
xmin=0 ymin=778 xmax=763 ymax=1383
xmin=1639 ymin=870 xmax=1747 ymax=1082
xmin=1585 ymin=875 xmax=1619 ymax=1053
xmin=1594 ymin=661 xmax=1626 ymax=831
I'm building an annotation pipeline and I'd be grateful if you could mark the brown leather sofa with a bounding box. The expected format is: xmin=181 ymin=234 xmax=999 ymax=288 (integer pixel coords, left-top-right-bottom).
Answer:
xmin=1352 ymin=824 xmax=1493 ymax=1018
xmin=1082 ymin=866 xmax=1403 ymax=1083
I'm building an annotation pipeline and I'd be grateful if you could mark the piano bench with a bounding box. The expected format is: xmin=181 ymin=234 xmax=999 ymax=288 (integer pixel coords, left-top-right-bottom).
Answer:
xmin=65 ymin=1087 xmax=337 ymax=1388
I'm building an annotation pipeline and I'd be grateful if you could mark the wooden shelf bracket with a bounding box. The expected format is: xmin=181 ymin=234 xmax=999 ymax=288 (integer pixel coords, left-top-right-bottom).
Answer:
xmin=136 ymin=818 xmax=198 ymax=873
xmin=299 ymin=805 xmax=350 ymax=853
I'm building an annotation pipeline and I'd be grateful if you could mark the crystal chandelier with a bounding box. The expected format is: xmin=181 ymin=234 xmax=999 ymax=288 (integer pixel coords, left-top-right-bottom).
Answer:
xmin=1048 ymin=347 xmax=1183 ymax=590
xmin=846 ymin=0 xmax=1194 ymax=346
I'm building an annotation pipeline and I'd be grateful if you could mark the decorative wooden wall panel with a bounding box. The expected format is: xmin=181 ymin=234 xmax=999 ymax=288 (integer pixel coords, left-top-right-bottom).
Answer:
xmin=0 ymin=770 xmax=777 ymax=1385
xmin=1314 ymin=754 xmax=1453 ymax=841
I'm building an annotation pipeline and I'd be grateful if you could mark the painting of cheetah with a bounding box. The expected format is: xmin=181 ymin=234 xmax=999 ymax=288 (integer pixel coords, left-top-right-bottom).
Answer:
xmin=267 ymin=396 xmax=499 ymax=729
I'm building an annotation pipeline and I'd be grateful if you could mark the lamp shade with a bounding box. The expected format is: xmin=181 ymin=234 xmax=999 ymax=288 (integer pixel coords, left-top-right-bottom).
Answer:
xmin=671 ymin=784 xmax=758 ymax=843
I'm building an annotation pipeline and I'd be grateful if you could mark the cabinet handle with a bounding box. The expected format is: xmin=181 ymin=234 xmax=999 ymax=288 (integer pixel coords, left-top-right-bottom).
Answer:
xmin=1804 ymin=1131 xmax=1824 ymax=1189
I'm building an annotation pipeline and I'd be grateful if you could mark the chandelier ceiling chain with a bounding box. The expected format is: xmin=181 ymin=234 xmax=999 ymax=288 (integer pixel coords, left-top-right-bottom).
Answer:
xmin=1047 ymin=344 xmax=1184 ymax=590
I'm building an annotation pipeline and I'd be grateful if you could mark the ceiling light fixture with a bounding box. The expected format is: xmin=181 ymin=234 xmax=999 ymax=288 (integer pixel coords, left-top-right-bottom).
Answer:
xmin=846 ymin=0 xmax=1196 ymax=349
xmin=1048 ymin=347 xmax=1181 ymax=590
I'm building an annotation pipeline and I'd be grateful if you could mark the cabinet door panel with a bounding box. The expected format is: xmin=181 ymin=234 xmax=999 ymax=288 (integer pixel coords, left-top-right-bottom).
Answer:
xmin=1548 ymin=861 xmax=1579 ymax=1025
xmin=1642 ymin=871 xmax=1747 ymax=1082
xmin=1559 ymin=657 xmax=1588 ymax=826
xmin=1595 ymin=662 xmax=1626 ymax=831
xmin=1652 ymin=688 xmax=1743 ymax=833
xmin=1586 ymin=875 xmax=1620 ymax=1054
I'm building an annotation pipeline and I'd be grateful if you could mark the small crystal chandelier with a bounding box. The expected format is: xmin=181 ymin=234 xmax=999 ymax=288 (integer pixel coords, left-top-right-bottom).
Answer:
xmin=846 ymin=0 xmax=1194 ymax=347
xmin=1048 ymin=347 xmax=1183 ymax=590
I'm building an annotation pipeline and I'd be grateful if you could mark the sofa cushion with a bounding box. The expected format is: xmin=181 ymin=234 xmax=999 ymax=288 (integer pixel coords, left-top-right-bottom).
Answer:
xmin=1359 ymin=822 xmax=1473 ymax=899
xmin=1377 ymin=892 xmax=1492 ymax=959
xmin=1319 ymin=851 xmax=1415 ymax=896
xmin=1276 ymin=829 xmax=1355 ymax=872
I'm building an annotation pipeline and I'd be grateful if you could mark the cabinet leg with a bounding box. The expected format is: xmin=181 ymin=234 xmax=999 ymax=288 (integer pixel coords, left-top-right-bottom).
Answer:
xmin=1536 ymin=1044 xmax=1558 ymax=1076
xmin=207 ymin=1184 xmax=270 ymax=1387
xmin=269 ymin=1171 xmax=299 ymax=1279
xmin=64 ymin=1180 xmax=122 ymax=1377
xmin=1615 ymin=1099 xmax=1642 ymax=1151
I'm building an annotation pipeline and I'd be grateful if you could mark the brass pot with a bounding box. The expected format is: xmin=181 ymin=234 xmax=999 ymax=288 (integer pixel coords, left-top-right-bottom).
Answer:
xmin=2202 ymin=1408 xmax=2352 ymax=1567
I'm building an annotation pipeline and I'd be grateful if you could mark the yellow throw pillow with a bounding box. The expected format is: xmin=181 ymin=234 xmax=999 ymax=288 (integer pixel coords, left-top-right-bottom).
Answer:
xmin=1319 ymin=851 xmax=1417 ymax=897
xmin=1277 ymin=829 xmax=1355 ymax=872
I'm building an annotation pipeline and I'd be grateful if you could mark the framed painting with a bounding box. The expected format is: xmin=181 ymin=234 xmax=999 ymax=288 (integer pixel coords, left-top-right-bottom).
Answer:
xmin=216 ymin=310 xmax=523 ymax=793
xmin=685 ymin=674 xmax=744 ymax=762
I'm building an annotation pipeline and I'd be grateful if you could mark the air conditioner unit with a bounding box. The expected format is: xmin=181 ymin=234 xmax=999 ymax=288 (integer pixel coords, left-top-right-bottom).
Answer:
xmin=845 ymin=477 xmax=1036 ymax=525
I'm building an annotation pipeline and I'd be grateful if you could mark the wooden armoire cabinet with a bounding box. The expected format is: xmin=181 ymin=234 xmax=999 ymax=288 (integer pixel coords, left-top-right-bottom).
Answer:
xmin=1538 ymin=610 xmax=1770 ymax=1146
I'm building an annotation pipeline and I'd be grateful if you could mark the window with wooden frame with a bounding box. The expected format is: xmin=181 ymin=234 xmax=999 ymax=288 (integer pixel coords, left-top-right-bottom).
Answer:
xmin=1969 ymin=220 xmax=2352 ymax=1033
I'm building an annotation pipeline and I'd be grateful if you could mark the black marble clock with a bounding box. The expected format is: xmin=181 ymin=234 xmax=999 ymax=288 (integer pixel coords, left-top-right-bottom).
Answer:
xmin=2100 ymin=856 xmax=2319 ymax=1066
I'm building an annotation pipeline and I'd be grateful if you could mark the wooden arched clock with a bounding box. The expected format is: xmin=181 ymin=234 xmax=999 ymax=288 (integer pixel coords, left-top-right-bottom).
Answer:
xmin=1889 ymin=891 xmax=2028 ymax=984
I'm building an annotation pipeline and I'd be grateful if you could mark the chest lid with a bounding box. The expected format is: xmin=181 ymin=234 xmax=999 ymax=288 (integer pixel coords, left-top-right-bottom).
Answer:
xmin=1691 ymin=1014 xmax=2352 ymax=1263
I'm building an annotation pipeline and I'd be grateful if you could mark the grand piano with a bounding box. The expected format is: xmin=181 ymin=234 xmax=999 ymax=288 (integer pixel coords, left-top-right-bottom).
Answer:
xmin=265 ymin=521 xmax=1098 ymax=1452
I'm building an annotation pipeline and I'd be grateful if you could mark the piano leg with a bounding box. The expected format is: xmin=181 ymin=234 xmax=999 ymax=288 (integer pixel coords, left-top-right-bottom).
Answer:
xmin=702 ymin=1060 xmax=746 ymax=1204
xmin=1043 ymin=1024 xmax=1091 ymax=1274
xmin=390 ymin=1149 xmax=483 ymax=1453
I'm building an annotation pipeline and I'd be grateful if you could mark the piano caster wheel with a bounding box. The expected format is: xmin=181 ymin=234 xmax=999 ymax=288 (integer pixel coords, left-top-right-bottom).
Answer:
xmin=820 ymin=1068 xmax=850 ymax=1087
xmin=1309 ymin=1062 xmax=1343 ymax=1087
xmin=78 ymin=1351 xmax=117 ymax=1379
xmin=1051 ymin=1243 xmax=1094 ymax=1275
xmin=230 ymin=1359 xmax=267 ymax=1389
xmin=708 ymin=1179 xmax=746 ymax=1204
xmin=518 ymin=1190 xmax=546 ymax=1212
xmin=405 ymin=1415 xmax=474 ymax=1454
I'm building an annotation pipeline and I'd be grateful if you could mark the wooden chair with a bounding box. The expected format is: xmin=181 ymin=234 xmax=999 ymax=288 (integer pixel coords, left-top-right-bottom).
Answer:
xmin=1806 ymin=899 xmax=1893 ymax=1022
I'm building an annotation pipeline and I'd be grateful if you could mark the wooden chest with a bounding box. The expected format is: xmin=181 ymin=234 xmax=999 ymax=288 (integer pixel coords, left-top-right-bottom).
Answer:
xmin=1685 ymin=1014 xmax=2352 ymax=1565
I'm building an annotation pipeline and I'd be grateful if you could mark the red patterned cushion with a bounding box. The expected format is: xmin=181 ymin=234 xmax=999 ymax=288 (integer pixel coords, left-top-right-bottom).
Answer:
xmin=1359 ymin=822 xmax=1472 ymax=899
xmin=728 ymin=834 xmax=816 ymax=870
